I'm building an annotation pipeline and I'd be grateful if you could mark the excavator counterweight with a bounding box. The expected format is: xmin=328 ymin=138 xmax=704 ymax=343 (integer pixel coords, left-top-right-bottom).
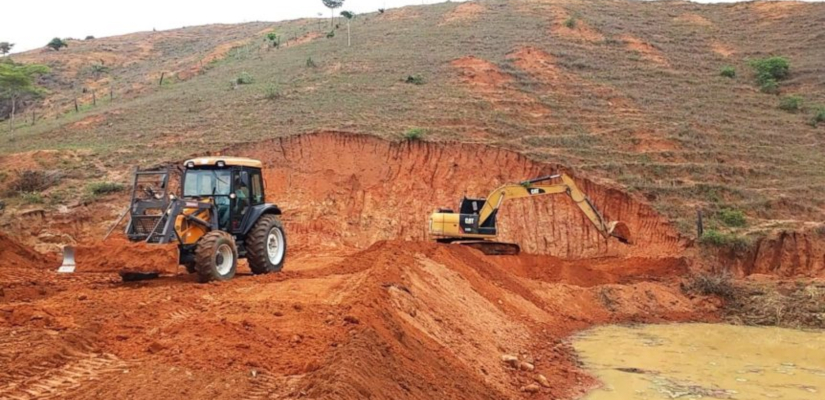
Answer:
xmin=429 ymin=174 xmax=633 ymax=255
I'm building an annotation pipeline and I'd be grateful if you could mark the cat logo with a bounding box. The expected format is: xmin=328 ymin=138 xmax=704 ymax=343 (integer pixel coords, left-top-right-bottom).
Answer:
xmin=529 ymin=188 xmax=541 ymax=195
xmin=464 ymin=217 xmax=475 ymax=224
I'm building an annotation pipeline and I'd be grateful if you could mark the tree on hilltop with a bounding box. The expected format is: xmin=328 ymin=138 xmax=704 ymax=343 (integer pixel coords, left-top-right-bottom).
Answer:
xmin=47 ymin=38 xmax=68 ymax=51
xmin=0 ymin=42 xmax=13 ymax=57
xmin=322 ymin=0 xmax=345 ymax=29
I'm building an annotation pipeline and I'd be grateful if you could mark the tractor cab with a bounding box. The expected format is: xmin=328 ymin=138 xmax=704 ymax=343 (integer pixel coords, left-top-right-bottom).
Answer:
xmin=182 ymin=157 xmax=266 ymax=234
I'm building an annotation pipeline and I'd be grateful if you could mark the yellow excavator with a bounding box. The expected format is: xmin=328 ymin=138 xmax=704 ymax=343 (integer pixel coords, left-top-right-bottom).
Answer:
xmin=429 ymin=174 xmax=632 ymax=255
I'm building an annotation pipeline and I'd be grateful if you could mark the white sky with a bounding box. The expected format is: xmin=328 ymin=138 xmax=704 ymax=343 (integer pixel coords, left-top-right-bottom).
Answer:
xmin=1 ymin=0 xmax=822 ymax=53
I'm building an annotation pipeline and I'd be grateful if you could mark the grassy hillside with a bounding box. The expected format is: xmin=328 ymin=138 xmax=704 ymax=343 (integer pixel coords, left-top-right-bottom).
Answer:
xmin=2 ymin=0 xmax=825 ymax=238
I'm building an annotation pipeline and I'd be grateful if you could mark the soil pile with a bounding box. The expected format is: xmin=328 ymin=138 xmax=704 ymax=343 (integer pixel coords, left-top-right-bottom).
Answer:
xmin=1 ymin=239 xmax=705 ymax=399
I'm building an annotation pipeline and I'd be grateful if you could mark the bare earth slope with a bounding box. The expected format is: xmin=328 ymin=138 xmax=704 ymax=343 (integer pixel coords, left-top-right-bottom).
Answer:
xmin=2 ymin=0 xmax=825 ymax=234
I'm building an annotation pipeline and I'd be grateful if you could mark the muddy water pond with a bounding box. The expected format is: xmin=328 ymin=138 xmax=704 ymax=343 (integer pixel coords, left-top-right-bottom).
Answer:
xmin=573 ymin=323 xmax=825 ymax=399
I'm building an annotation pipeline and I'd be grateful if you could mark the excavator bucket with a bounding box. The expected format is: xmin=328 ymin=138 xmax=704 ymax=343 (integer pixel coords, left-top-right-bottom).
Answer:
xmin=58 ymin=246 xmax=76 ymax=273
xmin=608 ymin=221 xmax=633 ymax=244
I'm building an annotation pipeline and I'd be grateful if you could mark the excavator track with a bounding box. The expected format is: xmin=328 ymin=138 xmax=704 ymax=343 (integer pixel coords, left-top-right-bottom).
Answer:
xmin=437 ymin=239 xmax=521 ymax=256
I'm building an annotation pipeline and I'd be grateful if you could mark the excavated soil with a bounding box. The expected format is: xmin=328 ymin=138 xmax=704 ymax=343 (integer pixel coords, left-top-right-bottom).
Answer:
xmin=4 ymin=133 xmax=820 ymax=399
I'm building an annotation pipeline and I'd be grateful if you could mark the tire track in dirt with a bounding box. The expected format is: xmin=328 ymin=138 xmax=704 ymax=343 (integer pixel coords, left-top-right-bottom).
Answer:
xmin=0 ymin=352 xmax=128 ymax=400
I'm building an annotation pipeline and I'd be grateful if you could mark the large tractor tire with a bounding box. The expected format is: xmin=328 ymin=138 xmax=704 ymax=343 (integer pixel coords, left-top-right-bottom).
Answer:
xmin=246 ymin=214 xmax=287 ymax=274
xmin=194 ymin=231 xmax=238 ymax=283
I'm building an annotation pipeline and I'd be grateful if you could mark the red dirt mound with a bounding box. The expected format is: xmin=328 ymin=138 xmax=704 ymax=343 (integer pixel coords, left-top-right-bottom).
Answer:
xmin=0 ymin=233 xmax=54 ymax=270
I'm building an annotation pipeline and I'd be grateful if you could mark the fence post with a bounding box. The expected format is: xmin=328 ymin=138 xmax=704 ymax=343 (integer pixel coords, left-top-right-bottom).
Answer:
xmin=696 ymin=208 xmax=704 ymax=238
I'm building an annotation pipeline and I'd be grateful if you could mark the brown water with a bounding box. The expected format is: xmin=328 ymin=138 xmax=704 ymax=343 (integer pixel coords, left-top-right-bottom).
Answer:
xmin=573 ymin=323 xmax=825 ymax=399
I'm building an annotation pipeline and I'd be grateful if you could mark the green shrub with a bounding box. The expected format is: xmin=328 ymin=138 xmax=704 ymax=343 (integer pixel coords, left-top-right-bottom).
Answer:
xmin=21 ymin=192 xmax=44 ymax=204
xmin=326 ymin=30 xmax=335 ymax=39
xmin=403 ymin=128 xmax=426 ymax=141
xmin=306 ymin=57 xmax=317 ymax=68
xmin=718 ymin=208 xmax=746 ymax=227
xmin=811 ymin=106 xmax=825 ymax=127
xmin=564 ymin=16 xmax=577 ymax=29
xmin=720 ymin=66 xmax=736 ymax=78
xmin=405 ymin=74 xmax=424 ymax=85
xmin=700 ymin=229 xmax=750 ymax=251
xmin=263 ymin=84 xmax=281 ymax=100
xmin=779 ymin=95 xmax=803 ymax=113
xmin=88 ymin=182 xmax=125 ymax=196
xmin=235 ymin=72 xmax=254 ymax=85
xmin=749 ymin=56 xmax=789 ymax=93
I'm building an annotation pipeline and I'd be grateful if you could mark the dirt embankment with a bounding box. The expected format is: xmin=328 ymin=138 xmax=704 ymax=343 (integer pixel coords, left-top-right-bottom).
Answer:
xmin=714 ymin=230 xmax=825 ymax=278
xmin=219 ymin=132 xmax=685 ymax=259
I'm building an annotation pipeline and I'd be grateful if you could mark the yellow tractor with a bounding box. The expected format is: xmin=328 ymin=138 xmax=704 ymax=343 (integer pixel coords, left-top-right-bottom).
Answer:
xmin=123 ymin=157 xmax=286 ymax=282
xmin=429 ymin=174 xmax=632 ymax=255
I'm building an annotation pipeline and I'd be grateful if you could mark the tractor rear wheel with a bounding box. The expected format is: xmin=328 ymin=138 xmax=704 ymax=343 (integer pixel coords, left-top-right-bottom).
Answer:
xmin=246 ymin=214 xmax=287 ymax=274
xmin=194 ymin=231 xmax=238 ymax=283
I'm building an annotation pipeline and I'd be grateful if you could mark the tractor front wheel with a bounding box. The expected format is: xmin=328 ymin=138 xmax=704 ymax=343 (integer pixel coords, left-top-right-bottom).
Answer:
xmin=195 ymin=231 xmax=238 ymax=283
xmin=246 ymin=214 xmax=287 ymax=274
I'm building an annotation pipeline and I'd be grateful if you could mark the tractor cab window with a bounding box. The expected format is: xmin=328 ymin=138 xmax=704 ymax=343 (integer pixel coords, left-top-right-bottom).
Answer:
xmin=183 ymin=169 xmax=231 ymax=197
xmin=250 ymin=171 xmax=264 ymax=205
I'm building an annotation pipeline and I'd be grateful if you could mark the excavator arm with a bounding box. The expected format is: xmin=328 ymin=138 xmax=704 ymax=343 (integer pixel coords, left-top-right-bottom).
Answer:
xmin=476 ymin=174 xmax=632 ymax=243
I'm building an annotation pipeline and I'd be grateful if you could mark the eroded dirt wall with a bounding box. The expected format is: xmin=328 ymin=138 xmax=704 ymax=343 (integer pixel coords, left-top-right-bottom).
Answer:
xmin=221 ymin=132 xmax=684 ymax=258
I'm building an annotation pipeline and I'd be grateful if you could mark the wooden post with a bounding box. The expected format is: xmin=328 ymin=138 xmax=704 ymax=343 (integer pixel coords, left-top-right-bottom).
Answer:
xmin=159 ymin=72 xmax=165 ymax=86
xmin=31 ymin=110 xmax=35 ymax=126
xmin=74 ymin=98 xmax=79 ymax=113
xmin=110 ymin=86 xmax=114 ymax=101
xmin=697 ymin=208 xmax=704 ymax=238
xmin=93 ymin=92 xmax=96 ymax=106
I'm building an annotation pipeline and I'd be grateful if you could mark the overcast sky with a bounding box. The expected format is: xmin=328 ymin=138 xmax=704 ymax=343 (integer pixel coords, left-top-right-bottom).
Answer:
xmin=1 ymin=0 xmax=821 ymax=53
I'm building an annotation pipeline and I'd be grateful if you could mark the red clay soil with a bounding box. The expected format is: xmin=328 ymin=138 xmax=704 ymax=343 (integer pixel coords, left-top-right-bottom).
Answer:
xmin=0 ymin=239 xmax=710 ymax=400
xmin=3 ymin=133 xmax=819 ymax=399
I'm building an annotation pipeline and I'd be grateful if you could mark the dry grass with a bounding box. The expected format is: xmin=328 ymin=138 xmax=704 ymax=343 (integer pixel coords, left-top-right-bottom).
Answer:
xmin=726 ymin=282 xmax=825 ymax=329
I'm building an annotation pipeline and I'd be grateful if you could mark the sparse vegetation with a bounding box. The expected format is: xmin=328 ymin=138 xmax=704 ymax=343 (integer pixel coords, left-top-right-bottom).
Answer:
xmin=720 ymin=66 xmax=736 ymax=78
xmin=88 ymin=182 xmax=125 ymax=196
xmin=405 ymin=74 xmax=425 ymax=85
xmin=811 ymin=106 xmax=825 ymax=127
xmin=85 ymin=36 xmax=95 ymax=40
xmin=263 ymin=84 xmax=281 ymax=100
xmin=718 ymin=208 xmax=746 ymax=227
xmin=266 ymin=32 xmax=280 ymax=48
xmin=20 ymin=192 xmax=44 ymax=204
xmin=683 ymin=271 xmax=735 ymax=299
xmin=564 ymin=16 xmax=577 ymax=29
xmin=700 ymin=229 xmax=750 ymax=251
xmin=404 ymin=127 xmax=426 ymax=141
xmin=306 ymin=57 xmax=317 ymax=68
xmin=778 ymin=95 xmax=803 ymax=113
xmin=749 ymin=56 xmax=789 ymax=93
xmin=10 ymin=170 xmax=56 ymax=193
xmin=326 ymin=30 xmax=335 ymax=39
xmin=235 ymin=72 xmax=254 ymax=85
xmin=46 ymin=37 xmax=68 ymax=51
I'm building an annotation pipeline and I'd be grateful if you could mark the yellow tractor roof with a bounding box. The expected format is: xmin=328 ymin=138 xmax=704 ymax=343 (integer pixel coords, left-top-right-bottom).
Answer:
xmin=184 ymin=156 xmax=263 ymax=169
